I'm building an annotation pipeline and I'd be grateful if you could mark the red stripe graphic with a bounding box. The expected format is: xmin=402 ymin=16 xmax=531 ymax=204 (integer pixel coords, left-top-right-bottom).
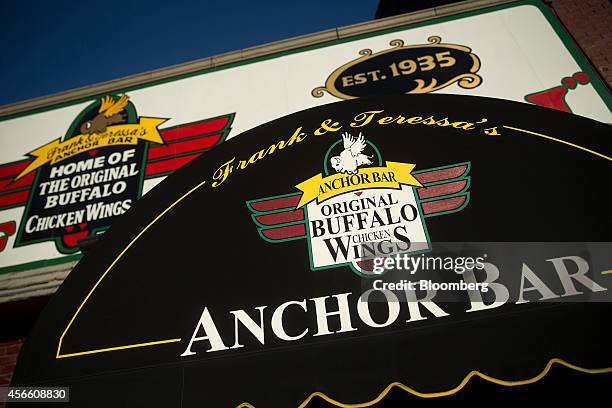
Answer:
xmin=0 ymin=160 xmax=32 ymax=179
xmin=0 ymin=190 xmax=30 ymax=208
xmin=417 ymin=179 xmax=468 ymax=200
xmin=261 ymin=224 xmax=307 ymax=240
xmin=144 ymin=153 xmax=202 ymax=177
xmin=249 ymin=195 xmax=302 ymax=212
xmin=147 ymin=133 xmax=222 ymax=161
xmin=255 ymin=210 xmax=304 ymax=226
xmin=144 ymin=114 xmax=233 ymax=178
xmin=421 ymin=196 xmax=467 ymax=215
xmin=160 ymin=117 xmax=230 ymax=142
xmin=0 ymin=173 xmax=35 ymax=193
xmin=414 ymin=165 xmax=468 ymax=184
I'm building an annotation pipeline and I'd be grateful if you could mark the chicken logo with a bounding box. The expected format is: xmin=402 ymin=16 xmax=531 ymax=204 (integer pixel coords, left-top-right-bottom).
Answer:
xmin=247 ymin=134 xmax=471 ymax=276
xmin=80 ymin=95 xmax=129 ymax=134
xmin=330 ymin=132 xmax=373 ymax=174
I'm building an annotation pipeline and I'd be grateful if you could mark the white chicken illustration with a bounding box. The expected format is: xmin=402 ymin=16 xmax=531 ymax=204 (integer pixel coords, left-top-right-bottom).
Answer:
xmin=330 ymin=132 xmax=373 ymax=174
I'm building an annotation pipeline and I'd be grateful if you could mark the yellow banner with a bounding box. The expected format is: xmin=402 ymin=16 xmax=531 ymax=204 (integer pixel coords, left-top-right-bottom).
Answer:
xmin=16 ymin=117 xmax=168 ymax=180
xmin=295 ymin=161 xmax=422 ymax=208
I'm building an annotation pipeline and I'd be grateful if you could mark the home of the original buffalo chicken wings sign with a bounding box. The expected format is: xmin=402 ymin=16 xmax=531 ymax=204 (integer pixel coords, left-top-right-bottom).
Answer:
xmin=0 ymin=0 xmax=611 ymax=275
xmin=10 ymin=94 xmax=612 ymax=406
xmin=6 ymin=95 xmax=232 ymax=254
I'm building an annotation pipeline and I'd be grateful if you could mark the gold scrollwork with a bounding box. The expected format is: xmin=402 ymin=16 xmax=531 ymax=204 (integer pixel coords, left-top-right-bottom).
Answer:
xmin=311 ymin=36 xmax=482 ymax=100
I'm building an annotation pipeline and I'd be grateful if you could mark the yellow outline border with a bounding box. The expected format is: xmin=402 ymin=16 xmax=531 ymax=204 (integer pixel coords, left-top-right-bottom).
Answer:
xmin=56 ymin=180 xmax=207 ymax=358
xmin=503 ymin=125 xmax=611 ymax=162
xmin=236 ymin=358 xmax=612 ymax=407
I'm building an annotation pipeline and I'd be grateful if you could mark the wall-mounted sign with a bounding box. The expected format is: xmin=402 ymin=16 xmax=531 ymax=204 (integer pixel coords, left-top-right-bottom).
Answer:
xmin=11 ymin=94 xmax=611 ymax=406
xmin=1 ymin=0 xmax=610 ymax=275
xmin=13 ymin=95 xmax=167 ymax=253
xmin=312 ymin=36 xmax=482 ymax=99
xmin=0 ymin=95 xmax=233 ymax=273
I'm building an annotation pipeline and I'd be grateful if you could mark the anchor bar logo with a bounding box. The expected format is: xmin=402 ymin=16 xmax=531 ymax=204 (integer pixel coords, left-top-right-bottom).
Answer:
xmin=247 ymin=132 xmax=471 ymax=275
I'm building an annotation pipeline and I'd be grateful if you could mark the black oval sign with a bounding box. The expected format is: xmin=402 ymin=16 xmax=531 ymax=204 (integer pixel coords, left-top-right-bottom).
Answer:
xmin=313 ymin=37 xmax=482 ymax=99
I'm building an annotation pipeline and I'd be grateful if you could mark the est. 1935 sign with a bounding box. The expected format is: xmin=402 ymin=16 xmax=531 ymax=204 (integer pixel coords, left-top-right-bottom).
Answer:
xmin=11 ymin=94 xmax=611 ymax=406
xmin=312 ymin=36 xmax=482 ymax=99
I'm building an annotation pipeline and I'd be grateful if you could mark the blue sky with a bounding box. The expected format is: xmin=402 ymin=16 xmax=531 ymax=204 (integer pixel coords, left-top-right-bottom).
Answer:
xmin=0 ymin=0 xmax=375 ymax=106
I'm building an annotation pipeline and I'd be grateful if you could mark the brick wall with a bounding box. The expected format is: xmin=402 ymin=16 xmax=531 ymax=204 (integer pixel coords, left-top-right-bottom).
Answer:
xmin=547 ymin=0 xmax=612 ymax=86
xmin=0 ymin=339 xmax=23 ymax=386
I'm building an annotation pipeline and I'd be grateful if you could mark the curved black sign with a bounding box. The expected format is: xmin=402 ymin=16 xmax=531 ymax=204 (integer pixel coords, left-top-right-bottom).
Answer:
xmin=10 ymin=94 xmax=611 ymax=407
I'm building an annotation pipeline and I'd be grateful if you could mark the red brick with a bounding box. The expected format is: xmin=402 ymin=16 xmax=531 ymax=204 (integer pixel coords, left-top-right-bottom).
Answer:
xmin=549 ymin=0 xmax=612 ymax=87
xmin=5 ymin=344 xmax=22 ymax=355
xmin=0 ymin=356 xmax=17 ymax=365
xmin=1 ymin=340 xmax=21 ymax=348
xmin=0 ymin=363 xmax=16 ymax=375
xmin=0 ymin=373 xmax=12 ymax=386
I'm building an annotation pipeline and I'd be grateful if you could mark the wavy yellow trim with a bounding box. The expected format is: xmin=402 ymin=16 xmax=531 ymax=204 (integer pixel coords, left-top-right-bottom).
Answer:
xmin=236 ymin=358 xmax=611 ymax=408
